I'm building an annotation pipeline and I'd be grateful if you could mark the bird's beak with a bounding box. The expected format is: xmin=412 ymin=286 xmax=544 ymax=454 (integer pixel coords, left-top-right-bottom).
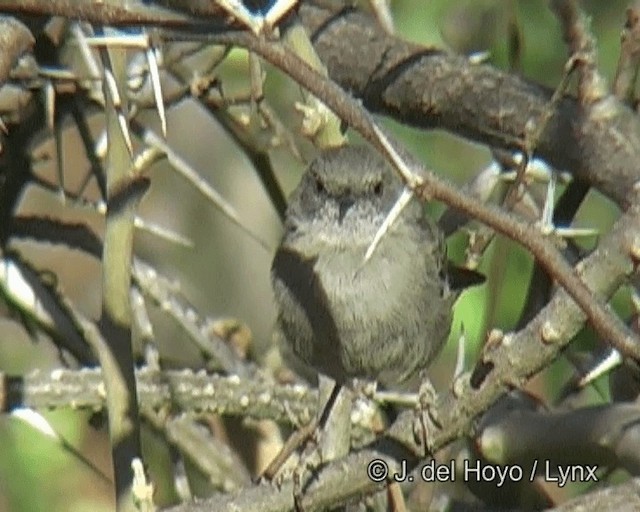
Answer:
xmin=338 ymin=196 xmax=355 ymax=223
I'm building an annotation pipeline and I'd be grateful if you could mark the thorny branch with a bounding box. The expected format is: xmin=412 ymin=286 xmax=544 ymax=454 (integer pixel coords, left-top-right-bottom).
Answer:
xmin=1 ymin=1 xmax=640 ymax=511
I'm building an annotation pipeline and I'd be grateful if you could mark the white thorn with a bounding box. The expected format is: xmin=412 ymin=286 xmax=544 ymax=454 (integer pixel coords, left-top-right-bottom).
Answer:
xmin=577 ymin=349 xmax=623 ymax=388
xmin=264 ymin=0 xmax=299 ymax=28
xmin=553 ymin=226 xmax=599 ymax=238
xmin=84 ymin=33 xmax=149 ymax=49
xmin=103 ymin=66 xmax=123 ymax=107
xmin=146 ymin=45 xmax=167 ymax=137
xmin=117 ymin=110 xmax=134 ymax=156
xmin=216 ymin=0 xmax=265 ymax=34
xmin=45 ymin=81 xmax=55 ymax=130
xmin=541 ymin=169 xmax=557 ymax=229
xmin=364 ymin=186 xmax=414 ymax=264
xmin=453 ymin=326 xmax=467 ymax=379
xmin=12 ymin=408 xmax=57 ymax=438
xmin=133 ymin=217 xmax=193 ymax=248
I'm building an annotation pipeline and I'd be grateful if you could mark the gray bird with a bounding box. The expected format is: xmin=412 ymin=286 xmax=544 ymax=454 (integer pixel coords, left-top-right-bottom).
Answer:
xmin=271 ymin=144 xmax=457 ymax=390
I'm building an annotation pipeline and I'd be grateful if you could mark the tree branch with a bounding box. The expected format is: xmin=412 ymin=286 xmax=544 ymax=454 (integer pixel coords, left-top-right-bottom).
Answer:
xmin=299 ymin=2 xmax=640 ymax=211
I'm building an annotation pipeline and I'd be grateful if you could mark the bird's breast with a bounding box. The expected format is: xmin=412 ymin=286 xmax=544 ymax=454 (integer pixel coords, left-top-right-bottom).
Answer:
xmin=313 ymin=244 xmax=416 ymax=325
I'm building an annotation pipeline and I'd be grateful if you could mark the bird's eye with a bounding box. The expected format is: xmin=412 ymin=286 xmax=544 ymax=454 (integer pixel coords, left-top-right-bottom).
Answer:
xmin=373 ymin=181 xmax=383 ymax=196
xmin=315 ymin=178 xmax=325 ymax=194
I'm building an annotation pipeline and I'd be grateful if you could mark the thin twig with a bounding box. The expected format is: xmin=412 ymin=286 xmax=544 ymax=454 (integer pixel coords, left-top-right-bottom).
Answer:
xmin=613 ymin=3 xmax=640 ymax=104
xmin=550 ymin=0 xmax=608 ymax=104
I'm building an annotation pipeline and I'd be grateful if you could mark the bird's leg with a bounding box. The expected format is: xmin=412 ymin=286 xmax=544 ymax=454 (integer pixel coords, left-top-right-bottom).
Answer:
xmin=259 ymin=378 xmax=351 ymax=489
xmin=259 ymin=416 xmax=317 ymax=484
xmin=315 ymin=376 xmax=352 ymax=461
xmin=257 ymin=380 xmax=333 ymax=484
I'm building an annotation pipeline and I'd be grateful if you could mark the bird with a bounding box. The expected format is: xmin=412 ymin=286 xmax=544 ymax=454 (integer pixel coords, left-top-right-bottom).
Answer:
xmin=271 ymin=144 xmax=457 ymax=390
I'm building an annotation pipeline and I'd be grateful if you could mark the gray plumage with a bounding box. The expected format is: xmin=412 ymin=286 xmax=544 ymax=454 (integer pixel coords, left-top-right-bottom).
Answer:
xmin=271 ymin=145 xmax=455 ymax=389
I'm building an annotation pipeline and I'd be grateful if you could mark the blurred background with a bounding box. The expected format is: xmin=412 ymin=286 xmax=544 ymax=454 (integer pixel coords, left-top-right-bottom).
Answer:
xmin=0 ymin=0 xmax=632 ymax=510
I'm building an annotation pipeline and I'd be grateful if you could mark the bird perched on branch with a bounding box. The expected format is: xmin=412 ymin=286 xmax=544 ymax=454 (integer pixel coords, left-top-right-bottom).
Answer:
xmin=272 ymin=144 xmax=463 ymax=390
